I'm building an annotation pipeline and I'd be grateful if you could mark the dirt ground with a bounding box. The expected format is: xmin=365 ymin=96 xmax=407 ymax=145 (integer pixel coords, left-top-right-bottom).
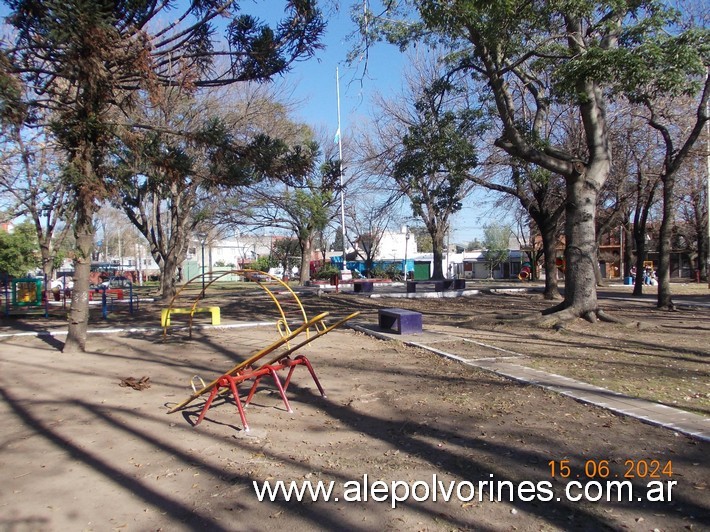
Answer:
xmin=0 ymin=284 xmax=708 ymax=531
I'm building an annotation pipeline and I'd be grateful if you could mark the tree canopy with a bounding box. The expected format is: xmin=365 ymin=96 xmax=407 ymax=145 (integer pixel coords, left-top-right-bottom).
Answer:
xmin=0 ymin=0 xmax=326 ymax=351
xmin=354 ymin=0 xmax=709 ymax=323
xmin=0 ymin=220 xmax=40 ymax=278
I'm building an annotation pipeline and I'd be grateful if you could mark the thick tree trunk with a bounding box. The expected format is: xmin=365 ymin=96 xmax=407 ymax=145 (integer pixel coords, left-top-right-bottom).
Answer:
xmin=431 ymin=230 xmax=445 ymax=280
xmin=700 ymin=228 xmax=708 ymax=281
xmin=63 ymin=194 xmax=95 ymax=353
xmin=656 ymin=175 xmax=675 ymax=308
xmin=39 ymin=240 xmax=54 ymax=279
xmin=549 ymin=170 xmax=602 ymax=319
xmin=160 ymin=254 xmax=180 ymax=300
xmin=539 ymin=219 xmax=561 ymax=300
xmin=631 ymin=174 xmax=658 ymax=296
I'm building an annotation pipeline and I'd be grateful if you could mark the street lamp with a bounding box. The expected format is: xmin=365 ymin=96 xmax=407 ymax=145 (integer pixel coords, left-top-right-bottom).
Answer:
xmin=198 ymin=233 xmax=207 ymax=297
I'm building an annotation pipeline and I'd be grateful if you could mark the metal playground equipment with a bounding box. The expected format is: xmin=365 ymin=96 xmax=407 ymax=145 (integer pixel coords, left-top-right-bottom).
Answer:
xmin=3 ymin=275 xmax=48 ymax=317
xmin=164 ymin=269 xmax=360 ymax=430
xmin=167 ymin=311 xmax=358 ymax=431
xmin=162 ymin=269 xmax=313 ymax=340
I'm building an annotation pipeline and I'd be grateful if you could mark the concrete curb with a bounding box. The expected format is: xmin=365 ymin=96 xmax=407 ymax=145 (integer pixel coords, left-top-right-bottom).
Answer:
xmin=0 ymin=321 xmax=277 ymax=338
xmin=350 ymin=323 xmax=710 ymax=443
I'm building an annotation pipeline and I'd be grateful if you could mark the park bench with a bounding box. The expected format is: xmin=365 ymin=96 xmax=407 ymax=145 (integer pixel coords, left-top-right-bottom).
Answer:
xmin=378 ymin=308 xmax=422 ymax=334
xmin=352 ymin=278 xmax=391 ymax=293
xmin=406 ymin=279 xmax=466 ymax=293
xmin=160 ymin=306 xmax=221 ymax=327
xmin=352 ymin=280 xmax=374 ymax=293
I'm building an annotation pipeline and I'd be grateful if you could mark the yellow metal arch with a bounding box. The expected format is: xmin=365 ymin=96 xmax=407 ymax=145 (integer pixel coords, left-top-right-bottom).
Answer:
xmin=162 ymin=269 xmax=317 ymax=340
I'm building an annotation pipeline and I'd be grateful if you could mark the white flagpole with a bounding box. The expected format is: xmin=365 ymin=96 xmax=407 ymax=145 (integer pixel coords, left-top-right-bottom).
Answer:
xmin=336 ymin=67 xmax=347 ymax=272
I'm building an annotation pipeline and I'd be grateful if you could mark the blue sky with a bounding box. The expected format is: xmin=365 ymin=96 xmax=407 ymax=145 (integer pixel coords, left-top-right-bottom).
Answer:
xmin=259 ymin=3 xmax=492 ymax=243
xmin=262 ymin=3 xmax=405 ymax=137
xmin=0 ymin=1 xmax=491 ymax=243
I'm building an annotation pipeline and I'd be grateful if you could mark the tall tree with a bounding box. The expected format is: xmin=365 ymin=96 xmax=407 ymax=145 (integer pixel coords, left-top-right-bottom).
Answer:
xmin=219 ymin=139 xmax=341 ymax=284
xmin=393 ymin=75 xmax=480 ymax=279
xmin=482 ymin=223 xmax=511 ymax=279
xmin=271 ymin=237 xmax=301 ymax=278
xmin=471 ymin=160 xmax=566 ymax=299
xmin=0 ymin=125 xmax=72 ymax=278
xmin=345 ymin=195 xmax=398 ymax=277
xmin=644 ymin=94 xmax=709 ymax=308
xmin=0 ymin=0 xmax=325 ymax=351
xmin=357 ymin=0 xmax=707 ymax=324
xmin=362 ymin=54 xmax=481 ymax=280
xmin=675 ymin=150 xmax=708 ymax=281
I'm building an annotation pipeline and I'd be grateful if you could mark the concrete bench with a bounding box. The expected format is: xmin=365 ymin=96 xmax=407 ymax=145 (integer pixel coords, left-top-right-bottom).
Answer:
xmin=406 ymin=279 xmax=465 ymax=293
xmin=353 ymin=281 xmax=374 ymax=293
xmin=378 ymin=308 xmax=422 ymax=334
xmin=161 ymin=306 xmax=220 ymax=327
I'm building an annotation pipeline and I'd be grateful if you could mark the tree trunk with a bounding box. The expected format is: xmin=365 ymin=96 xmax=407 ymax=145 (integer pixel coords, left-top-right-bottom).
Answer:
xmin=539 ymin=218 xmax=561 ymax=300
xmin=63 ymin=193 xmax=95 ymax=353
xmin=697 ymin=204 xmax=708 ymax=281
xmin=700 ymin=229 xmax=708 ymax=281
xmin=552 ymin=171 xmax=601 ymax=318
xmin=593 ymin=242 xmax=605 ymax=287
xmin=632 ymin=226 xmax=647 ymax=297
xmin=656 ymin=175 xmax=675 ymax=308
xmin=39 ymin=240 xmax=54 ymax=279
xmin=431 ymin=229 xmax=445 ymax=280
xmin=623 ymin=221 xmax=634 ymax=278
xmin=299 ymin=236 xmax=313 ymax=285
xmin=631 ymin=172 xmax=659 ymax=296
xmin=160 ymin=254 xmax=180 ymax=300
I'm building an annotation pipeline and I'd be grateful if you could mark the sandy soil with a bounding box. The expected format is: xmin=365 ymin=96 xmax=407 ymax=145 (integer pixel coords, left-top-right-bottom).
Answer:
xmin=0 ymin=285 xmax=708 ymax=531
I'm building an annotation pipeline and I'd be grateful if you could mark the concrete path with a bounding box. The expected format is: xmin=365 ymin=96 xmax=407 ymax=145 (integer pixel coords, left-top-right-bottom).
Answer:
xmin=351 ymin=324 xmax=710 ymax=443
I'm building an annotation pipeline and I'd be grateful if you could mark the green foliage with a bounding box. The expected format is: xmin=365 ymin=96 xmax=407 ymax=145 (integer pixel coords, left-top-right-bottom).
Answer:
xmin=331 ymin=228 xmax=343 ymax=251
xmin=196 ymin=120 xmax=312 ymax=188
xmin=536 ymin=3 xmax=709 ymax=103
xmin=364 ymin=1 xmax=707 ymax=109
xmin=483 ymin=224 xmax=512 ymax=275
xmin=0 ymin=220 xmax=40 ymax=277
xmin=0 ymin=53 xmax=26 ymax=126
xmin=314 ymin=263 xmax=341 ymax=280
xmin=466 ymin=239 xmax=483 ymax=251
xmin=250 ymin=255 xmax=273 ymax=272
xmin=1 ymin=0 xmax=327 ymax=211
xmin=52 ymin=249 xmax=67 ymax=271
xmin=271 ymin=237 xmax=300 ymax=271
xmin=394 ymin=77 xmax=481 ymax=220
xmin=411 ymin=226 xmax=433 ymax=252
xmin=370 ymin=263 xmax=404 ymax=281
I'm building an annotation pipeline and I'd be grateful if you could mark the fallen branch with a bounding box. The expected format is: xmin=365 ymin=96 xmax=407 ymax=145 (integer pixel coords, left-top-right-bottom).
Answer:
xmin=119 ymin=376 xmax=151 ymax=390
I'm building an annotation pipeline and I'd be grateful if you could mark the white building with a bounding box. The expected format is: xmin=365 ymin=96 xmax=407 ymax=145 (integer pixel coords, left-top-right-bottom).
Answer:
xmin=354 ymin=227 xmax=418 ymax=262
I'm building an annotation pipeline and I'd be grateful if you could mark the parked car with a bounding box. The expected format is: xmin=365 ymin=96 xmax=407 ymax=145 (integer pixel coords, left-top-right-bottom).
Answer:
xmin=244 ymin=271 xmax=270 ymax=282
xmin=99 ymin=276 xmax=132 ymax=288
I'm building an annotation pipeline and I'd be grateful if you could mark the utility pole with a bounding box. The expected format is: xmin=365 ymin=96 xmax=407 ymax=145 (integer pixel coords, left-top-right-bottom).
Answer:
xmin=336 ymin=67 xmax=348 ymax=277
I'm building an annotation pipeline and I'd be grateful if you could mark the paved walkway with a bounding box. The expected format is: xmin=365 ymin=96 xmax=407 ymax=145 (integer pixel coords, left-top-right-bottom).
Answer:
xmin=351 ymin=324 xmax=710 ymax=443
